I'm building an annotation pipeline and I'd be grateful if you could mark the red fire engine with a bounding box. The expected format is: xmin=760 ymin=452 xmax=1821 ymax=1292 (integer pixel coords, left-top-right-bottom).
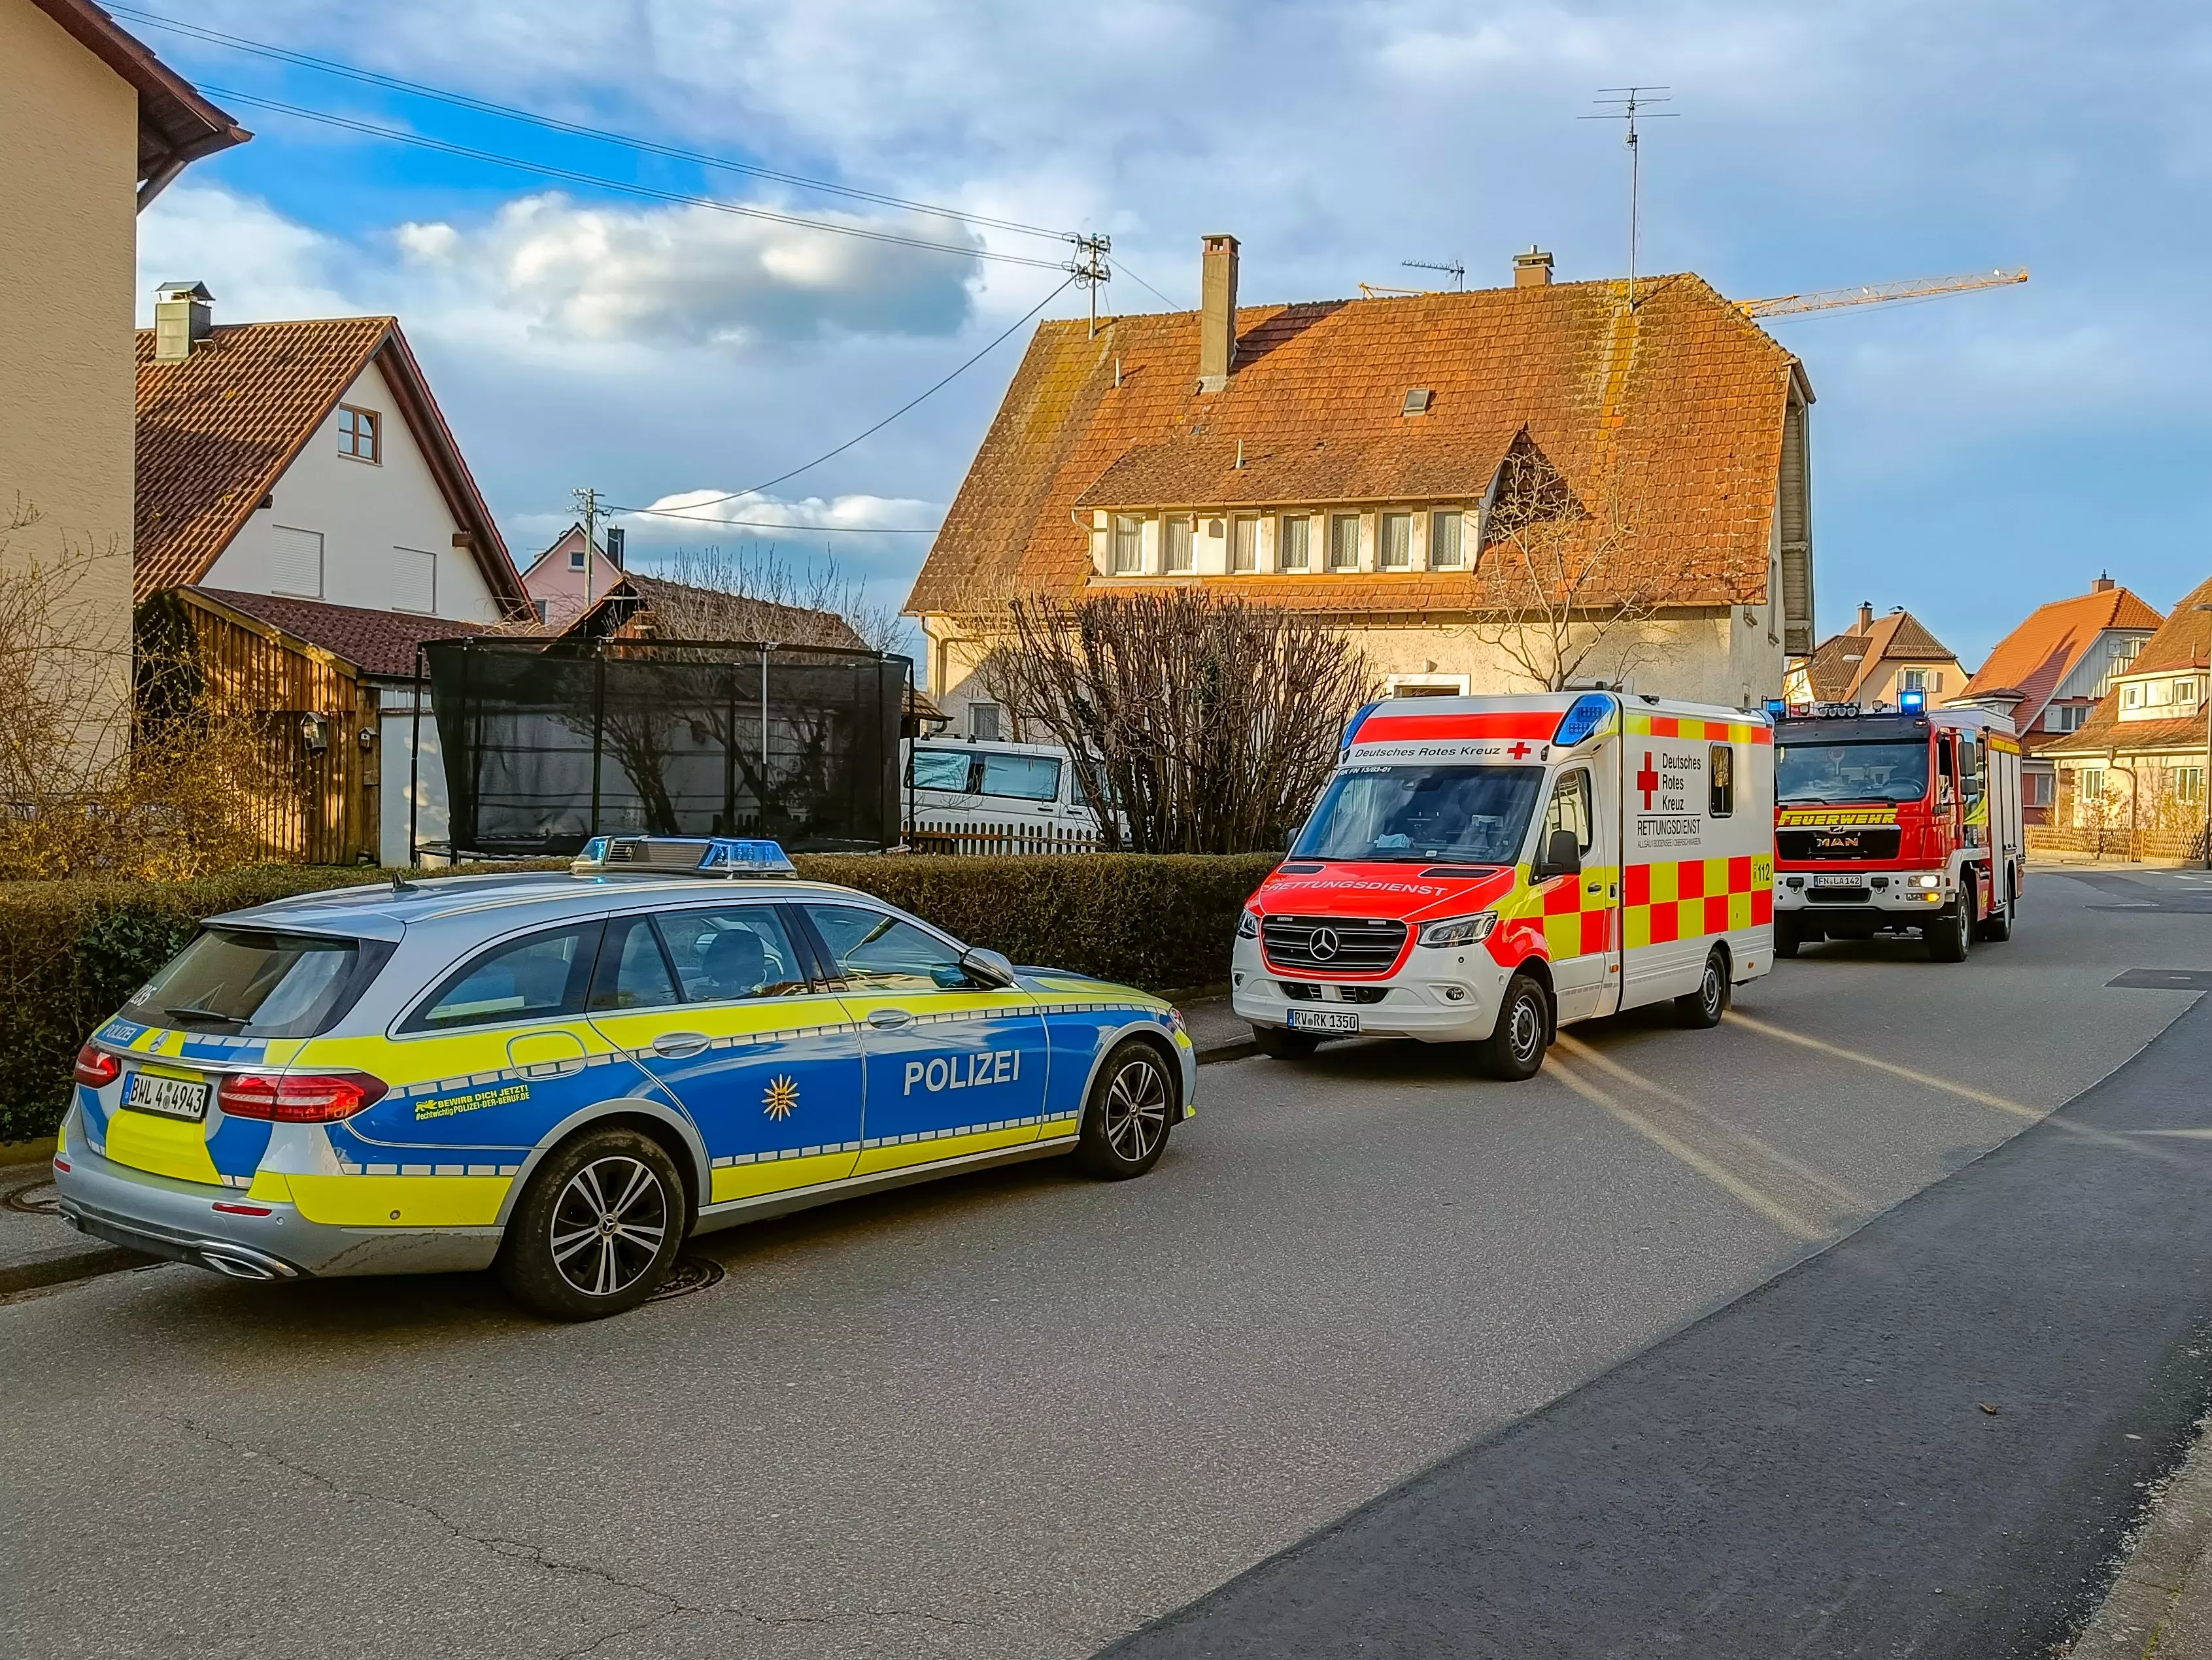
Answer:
xmin=1770 ymin=696 xmax=2024 ymax=962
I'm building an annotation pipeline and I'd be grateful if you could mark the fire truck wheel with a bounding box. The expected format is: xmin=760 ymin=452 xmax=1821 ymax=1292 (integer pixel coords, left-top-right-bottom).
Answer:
xmin=1250 ymin=1024 xmax=1322 ymax=1060
xmin=1675 ymin=949 xmax=1731 ymax=1028
xmin=1977 ymin=876 xmax=2015 ymax=942
xmin=1773 ymin=918 xmax=1801 ymax=959
xmin=1475 ymin=973 xmax=1550 ymax=1081
xmin=1927 ymin=888 xmax=1974 ymax=963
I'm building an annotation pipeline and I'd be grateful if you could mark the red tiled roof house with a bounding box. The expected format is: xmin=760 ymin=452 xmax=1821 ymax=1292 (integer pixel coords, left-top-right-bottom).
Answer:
xmin=906 ymin=239 xmax=1817 ymax=736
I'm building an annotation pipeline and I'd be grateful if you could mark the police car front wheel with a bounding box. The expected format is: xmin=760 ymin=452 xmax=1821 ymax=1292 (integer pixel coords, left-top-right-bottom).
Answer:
xmin=1076 ymin=1040 xmax=1176 ymax=1179
xmin=499 ymin=1127 xmax=686 ymax=1320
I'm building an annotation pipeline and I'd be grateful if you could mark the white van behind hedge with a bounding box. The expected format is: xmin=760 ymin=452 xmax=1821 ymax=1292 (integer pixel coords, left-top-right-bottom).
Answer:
xmin=904 ymin=739 xmax=1103 ymax=850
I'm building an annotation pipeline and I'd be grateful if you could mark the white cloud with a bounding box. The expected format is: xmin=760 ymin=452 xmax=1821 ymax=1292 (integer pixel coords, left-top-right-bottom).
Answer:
xmin=134 ymin=185 xmax=360 ymax=324
xmin=621 ymin=488 xmax=941 ymax=536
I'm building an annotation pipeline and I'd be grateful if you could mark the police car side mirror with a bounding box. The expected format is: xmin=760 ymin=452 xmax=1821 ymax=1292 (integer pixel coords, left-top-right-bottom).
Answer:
xmin=959 ymin=946 xmax=1018 ymax=989
xmin=1536 ymin=828 xmax=1582 ymax=882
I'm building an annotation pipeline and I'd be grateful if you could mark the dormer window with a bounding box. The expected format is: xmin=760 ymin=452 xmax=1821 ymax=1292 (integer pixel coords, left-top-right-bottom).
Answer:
xmin=337 ymin=405 xmax=380 ymax=464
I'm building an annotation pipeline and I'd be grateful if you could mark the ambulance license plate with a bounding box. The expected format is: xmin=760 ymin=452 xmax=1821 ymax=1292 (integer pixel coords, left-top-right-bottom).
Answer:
xmin=123 ymin=1071 xmax=209 ymax=1121
xmin=1287 ymin=1009 xmax=1360 ymax=1034
xmin=1812 ymin=873 xmax=1863 ymax=888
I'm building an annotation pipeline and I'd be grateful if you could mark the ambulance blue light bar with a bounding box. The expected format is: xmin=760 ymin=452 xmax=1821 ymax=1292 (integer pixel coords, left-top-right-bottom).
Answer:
xmin=1552 ymin=692 xmax=1616 ymax=749
xmin=571 ymin=836 xmax=797 ymax=877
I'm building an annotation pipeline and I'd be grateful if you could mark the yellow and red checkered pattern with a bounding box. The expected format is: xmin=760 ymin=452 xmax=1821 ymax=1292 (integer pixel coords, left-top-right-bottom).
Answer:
xmin=1624 ymin=855 xmax=1774 ymax=948
xmin=1627 ymin=712 xmax=1773 ymax=746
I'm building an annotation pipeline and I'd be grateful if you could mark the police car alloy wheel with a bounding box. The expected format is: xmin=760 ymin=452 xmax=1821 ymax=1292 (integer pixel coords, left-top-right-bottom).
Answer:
xmin=499 ymin=1127 xmax=685 ymax=1319
xmin=1076 ymin=1039 xmax=1176 ymax=1179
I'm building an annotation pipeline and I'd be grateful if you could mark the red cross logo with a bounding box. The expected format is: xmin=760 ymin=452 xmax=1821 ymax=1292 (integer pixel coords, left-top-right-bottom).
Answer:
xmin=1636 ymin=751 xmax=1659 ymax=810
xmin=1506 ymin=741 xmax=1533 ymax=760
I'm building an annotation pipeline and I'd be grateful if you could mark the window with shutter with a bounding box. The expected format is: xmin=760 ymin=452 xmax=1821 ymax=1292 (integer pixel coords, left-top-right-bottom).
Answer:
xmin=270 ymin=526 xmax=324 ymax=598
xmin=392 ymin=547 xmax=436 ymax=614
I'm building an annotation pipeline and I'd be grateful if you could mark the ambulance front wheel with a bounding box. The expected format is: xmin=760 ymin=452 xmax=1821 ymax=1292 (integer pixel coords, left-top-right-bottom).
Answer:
xmin=1250 ymin=1024 xmax=1322 ymax=1060
xmin=1675 ymin=948 xmax=1731 ymax=1028
xmin=498 ymin=1126 xmax=685 ymax=1321
xmin=1474 ymin=972 xmax=1550 ymax=1082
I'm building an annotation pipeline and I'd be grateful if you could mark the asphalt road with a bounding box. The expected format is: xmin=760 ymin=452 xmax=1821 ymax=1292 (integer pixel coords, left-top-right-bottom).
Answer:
xmin=4 ymin=866 xmax=2207 ymax=1659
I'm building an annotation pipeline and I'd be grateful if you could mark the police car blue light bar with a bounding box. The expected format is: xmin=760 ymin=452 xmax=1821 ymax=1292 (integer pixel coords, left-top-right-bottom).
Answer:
xmin=571 ymin=835 xmax=797 ymax=877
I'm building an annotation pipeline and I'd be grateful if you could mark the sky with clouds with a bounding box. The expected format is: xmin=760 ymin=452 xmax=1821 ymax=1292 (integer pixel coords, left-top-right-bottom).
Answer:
xmin=127 ymin=0 xmax=2212 ymax=665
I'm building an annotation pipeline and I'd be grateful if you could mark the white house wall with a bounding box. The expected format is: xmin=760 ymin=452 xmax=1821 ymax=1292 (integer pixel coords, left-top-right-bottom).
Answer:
xmin=202 ymin=356 xmax=502 ymax=622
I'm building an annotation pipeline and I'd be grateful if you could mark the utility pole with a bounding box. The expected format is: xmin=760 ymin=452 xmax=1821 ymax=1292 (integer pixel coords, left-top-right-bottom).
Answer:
xmin=1066 ymin=233 xmax=1112 ymax=337
xmin=573 ymin=485 xmax=601 ymax=611
xmin=1584 ymin=87 xmax=1676 ymax=310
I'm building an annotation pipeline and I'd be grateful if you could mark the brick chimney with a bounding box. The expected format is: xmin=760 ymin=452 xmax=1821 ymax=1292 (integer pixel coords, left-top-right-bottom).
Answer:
xmin=2093 ymin=571 xmax=2115 ymax=592
xmin=1198 ymin=235 xmax=1239 ymax=393
xmin=1856 ymin=601 xmax=1875 ymax=634
xmin=152 ymin=280 xmax=214 ymax=362
xmin=1514 ymin=247 xmax=1554 ymax=288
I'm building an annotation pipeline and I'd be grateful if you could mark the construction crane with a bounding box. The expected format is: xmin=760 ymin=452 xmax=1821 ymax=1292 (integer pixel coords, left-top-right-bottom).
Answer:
xmin=1737 ymin=267 xmax=2028 ymax=318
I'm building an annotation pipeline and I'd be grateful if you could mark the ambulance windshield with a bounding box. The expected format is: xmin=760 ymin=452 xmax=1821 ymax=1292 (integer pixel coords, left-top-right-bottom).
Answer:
xmin=1293 ymin=765 xmax=1544 ymax=865
xmin=1776 ymin=740 xmax=1931 ymax=804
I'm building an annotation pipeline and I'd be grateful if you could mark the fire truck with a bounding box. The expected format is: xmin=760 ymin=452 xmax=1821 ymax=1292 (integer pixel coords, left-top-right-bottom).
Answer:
xmin=1770 ymin=695 xmax=2024 ymax=962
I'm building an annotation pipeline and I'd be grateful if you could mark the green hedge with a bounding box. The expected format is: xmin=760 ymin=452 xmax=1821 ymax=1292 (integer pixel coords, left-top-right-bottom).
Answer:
xmin=0 ymin=853 xmax=1278 ymax=1145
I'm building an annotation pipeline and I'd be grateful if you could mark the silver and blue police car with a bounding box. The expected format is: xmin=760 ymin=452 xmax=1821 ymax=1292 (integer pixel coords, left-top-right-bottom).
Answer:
xmin=53 ymin=837 xmax=1194 ymax=1319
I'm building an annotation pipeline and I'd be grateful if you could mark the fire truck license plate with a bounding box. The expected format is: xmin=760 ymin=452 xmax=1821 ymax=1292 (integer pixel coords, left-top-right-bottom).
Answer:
xmin=1287 ymin=1009 xmax=1360 ymax=1034
xmin=123 ymin=1071 xmax=209 ymax=1121
xmin=1812 ymin=873 xmax=1863 ymax=889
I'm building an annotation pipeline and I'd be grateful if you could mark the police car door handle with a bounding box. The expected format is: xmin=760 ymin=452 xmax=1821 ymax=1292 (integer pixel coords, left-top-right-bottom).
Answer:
xmin=867 ymin=1008 xmax=915 ymax=1029
xmin=652 ymin=1032 xmax=711 ymax=1058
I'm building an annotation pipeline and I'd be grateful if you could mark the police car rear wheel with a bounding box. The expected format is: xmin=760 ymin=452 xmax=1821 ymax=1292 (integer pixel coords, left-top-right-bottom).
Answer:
xmin=1474 ymin=973 xmax=1549 ymax=1082
xmin=500 ymin=1128 xmax=683 ymax=1320
xmin=1076 ymin=1041 xmax=1176 ymax=1179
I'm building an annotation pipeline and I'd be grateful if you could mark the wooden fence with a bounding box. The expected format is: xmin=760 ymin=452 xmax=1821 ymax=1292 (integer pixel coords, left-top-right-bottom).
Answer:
xmin=907 ymin=821 xmax=1101 ymax=856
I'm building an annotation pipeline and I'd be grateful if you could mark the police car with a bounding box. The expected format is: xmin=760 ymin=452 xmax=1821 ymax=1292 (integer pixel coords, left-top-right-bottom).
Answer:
xmin=52 ymin=838 xmax=1193 ymax=1319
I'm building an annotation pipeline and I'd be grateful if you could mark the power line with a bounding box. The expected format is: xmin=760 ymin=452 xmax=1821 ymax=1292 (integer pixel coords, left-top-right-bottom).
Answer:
xmin=1110 ymin=257 xmax=1184 ymax=311
xmin=201 ymin=86 xmax=1069 ymax=271
xmin=111 ymin=3 xmax=1074 ymax=245
xmin=605 ymin=273 xmax=1076 ymax=523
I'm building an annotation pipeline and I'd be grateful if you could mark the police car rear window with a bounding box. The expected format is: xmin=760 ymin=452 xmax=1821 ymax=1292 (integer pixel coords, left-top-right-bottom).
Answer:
xmin=124 ymin=928 xmax=388 ymax=1039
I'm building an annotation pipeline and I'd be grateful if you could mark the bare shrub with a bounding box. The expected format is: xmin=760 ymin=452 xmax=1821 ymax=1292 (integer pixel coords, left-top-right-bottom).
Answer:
xmin=634 ymin=543 xmax=904 ymax=652
xmin=985 ymin=590 xmax=1374 ymax=853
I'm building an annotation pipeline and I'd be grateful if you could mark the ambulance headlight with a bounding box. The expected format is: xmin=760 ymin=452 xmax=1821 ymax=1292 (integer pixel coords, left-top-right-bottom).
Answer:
xmin=1419 ymin=912 xmax=1498 ymax=947
xmin=1913 ymin=873 xmax=1943 ymax=889
xmin=1236 ymin=909 xmax=1261 ymax=940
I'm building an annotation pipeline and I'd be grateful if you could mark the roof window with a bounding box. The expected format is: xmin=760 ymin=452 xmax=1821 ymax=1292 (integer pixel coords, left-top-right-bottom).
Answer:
xmin=1403 ymin=388 xmax=1434 ymax=416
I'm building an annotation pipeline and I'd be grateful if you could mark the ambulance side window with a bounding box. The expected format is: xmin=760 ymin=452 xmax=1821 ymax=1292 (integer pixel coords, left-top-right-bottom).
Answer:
xmin=1709 ymin=745 xmax=1735 ymax=819
xmin=1541 ymin=770 xmax=1594 ymax=855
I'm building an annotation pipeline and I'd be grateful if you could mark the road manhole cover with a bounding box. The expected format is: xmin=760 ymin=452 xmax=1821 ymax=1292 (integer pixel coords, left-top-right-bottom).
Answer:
xmin=648 ymin=1256 xmax=725 ymax=1302
xmin=2107 ymin=968 xmax=2212 ymax=992
xmin=3 ymin=1177 xmax=61 ymax=1216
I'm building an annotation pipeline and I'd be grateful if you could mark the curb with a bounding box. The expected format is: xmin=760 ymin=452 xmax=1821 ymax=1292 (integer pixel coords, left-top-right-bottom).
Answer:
xmin=0 ymin=1243 xmax=154 ymax=1299
xmin=2065 ymin=1412 xmax=2212 ymax=1655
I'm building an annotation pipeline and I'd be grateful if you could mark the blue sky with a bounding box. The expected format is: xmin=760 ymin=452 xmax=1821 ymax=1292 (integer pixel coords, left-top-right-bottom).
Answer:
xmin=127 ymin=0 xmax=2212 ymax=666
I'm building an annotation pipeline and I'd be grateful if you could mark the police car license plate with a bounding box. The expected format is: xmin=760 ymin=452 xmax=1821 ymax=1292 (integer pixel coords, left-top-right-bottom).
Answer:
xmin=1812 ymin=873 xmax=1863 ymax=889
xmin=1287 ymin=1009 xmax=1359 ymax=1034
xmin=124 ymin=1071 xmax=209 ymax=1121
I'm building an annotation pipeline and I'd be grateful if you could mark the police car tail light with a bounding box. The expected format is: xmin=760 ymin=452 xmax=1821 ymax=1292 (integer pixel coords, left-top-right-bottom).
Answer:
xmin=1418 ymin=912 xmax=1498 ymax=948
xmin=73 ymin=1044 xmax=120 ymax=1087
xmin=218 ymin=1070 xmax=388 ymax=1123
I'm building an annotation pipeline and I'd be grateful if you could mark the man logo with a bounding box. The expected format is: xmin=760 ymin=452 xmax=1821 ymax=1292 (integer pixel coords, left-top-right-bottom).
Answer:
xmin=1308 ymin=927 xmax=1342 ymax=961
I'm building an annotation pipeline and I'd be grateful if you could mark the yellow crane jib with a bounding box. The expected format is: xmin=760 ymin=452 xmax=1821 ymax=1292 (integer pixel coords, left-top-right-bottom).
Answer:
xmin=1736 ymin=268 xmax=2029 ymax=318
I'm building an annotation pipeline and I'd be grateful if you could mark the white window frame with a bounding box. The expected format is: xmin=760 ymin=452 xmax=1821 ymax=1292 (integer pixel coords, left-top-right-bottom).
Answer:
xmin=1386 ymin=673 xmax=1471 ymax=698
xmin=269 ymin=524 xmax=325 ymax=599
xmin=1429 ymin=509 xmax=1466 ymax=570
xmin=1111 ymin=516 xmax=1142 ymax=576
xmin=1163 ymin=515 xmax=1195 ymax=575
xmin=392 ymin=545 xmax=437 ymax=615
xmin=1379 ymin=512 xmax=1413 ymax=571
xmin=1278 ymin=514 xmax=1312 ymax=573
xmin=1230 ymin=515 xmax=1258 ymax=573
xmin=1327 ymin=513 xmax=1361 ymax=572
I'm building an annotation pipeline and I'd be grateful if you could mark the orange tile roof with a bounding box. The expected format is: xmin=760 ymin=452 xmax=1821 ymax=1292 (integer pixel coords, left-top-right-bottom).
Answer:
xmin=135 ymin=318 xmax=526 ymax=611
xmin=907 ymin=272 xmax=1806 ymax=617
xmin=1802 ymin=609 xmax=1958 ymax=702
xmin=2129 ymin=572 xmax=2212 ymax=676
xmin=1960 ymin=584 xmax=2164 ymax=721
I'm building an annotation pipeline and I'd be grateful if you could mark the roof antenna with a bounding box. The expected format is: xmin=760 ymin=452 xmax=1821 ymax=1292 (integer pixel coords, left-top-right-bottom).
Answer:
xmin=1401 ymin=259 xmax=1465 ymax=292
xmin=391 ymin=872 xmax=420 ymax=896
xmin=1584 ymin=88 xmax=1677 ymax=311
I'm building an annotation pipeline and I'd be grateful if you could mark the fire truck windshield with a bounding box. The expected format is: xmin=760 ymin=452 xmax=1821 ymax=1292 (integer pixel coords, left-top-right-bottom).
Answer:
xmin=1776 ymin=740 xmax=1931 ymax=804
xmin=1293 ymin=765 xmax=1544 ymax=864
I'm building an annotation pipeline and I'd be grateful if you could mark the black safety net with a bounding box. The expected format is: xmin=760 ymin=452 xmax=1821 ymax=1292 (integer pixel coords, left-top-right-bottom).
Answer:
xmin=421 ymin=637 xmax=906 ymax=856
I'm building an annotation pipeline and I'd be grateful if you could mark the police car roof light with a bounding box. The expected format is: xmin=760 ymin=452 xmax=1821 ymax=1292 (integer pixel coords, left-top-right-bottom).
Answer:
xmin=696 ymin=838 xmax=798 ymax=877
xmin=571 ymin=834 xmax=797 ymax=878
xmin=1552 ymin=692 xmax=1616 ymax=749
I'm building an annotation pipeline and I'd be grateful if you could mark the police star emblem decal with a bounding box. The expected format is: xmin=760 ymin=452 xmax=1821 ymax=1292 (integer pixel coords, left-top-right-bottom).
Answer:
xmin=762 ymin=1076 xmax=800 ymax=1120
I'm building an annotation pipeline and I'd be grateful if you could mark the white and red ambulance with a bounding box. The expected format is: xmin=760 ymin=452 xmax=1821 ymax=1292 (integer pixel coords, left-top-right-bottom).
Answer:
xmin=1232 ymin=692 xmax=1777 ymax=1079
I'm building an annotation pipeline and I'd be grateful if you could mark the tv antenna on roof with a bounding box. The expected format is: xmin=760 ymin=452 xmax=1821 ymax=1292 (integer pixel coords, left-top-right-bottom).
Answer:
xmin=1402 ymin=259 xmax=1465 ymax=292
xmin=1582 ymin=87 xmax=1677 ymax=310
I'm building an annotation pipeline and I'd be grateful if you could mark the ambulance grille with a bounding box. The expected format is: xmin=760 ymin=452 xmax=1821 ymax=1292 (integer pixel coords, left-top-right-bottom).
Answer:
xmin=1261 ymin=916 xmax=1407 ymax=974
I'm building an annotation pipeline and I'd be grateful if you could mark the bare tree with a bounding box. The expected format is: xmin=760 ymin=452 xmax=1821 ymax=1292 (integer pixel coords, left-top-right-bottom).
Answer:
xmin=640 ymin=543 xmax=904 ymax=653
xmin=1469 ymin=432 xmax=1693 ymax=691
xmin=984 ymin=591 xmax=1374 ymax=854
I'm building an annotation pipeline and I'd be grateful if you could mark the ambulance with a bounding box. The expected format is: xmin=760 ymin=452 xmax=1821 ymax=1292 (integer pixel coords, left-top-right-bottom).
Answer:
xmin=1232 ymin=692 xmax=1776 ymax=1079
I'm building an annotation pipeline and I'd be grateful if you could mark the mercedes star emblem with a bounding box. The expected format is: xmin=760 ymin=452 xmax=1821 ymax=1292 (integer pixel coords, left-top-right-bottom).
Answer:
xmin=1309 ymin=927 xmax=1342 ymax=960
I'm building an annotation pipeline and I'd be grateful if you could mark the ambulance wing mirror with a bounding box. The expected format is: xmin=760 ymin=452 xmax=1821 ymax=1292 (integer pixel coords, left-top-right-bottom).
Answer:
xmin=959 ymin=946 xmax=1019 ymax=989
xmin=1535 ymin=829 xmax=1582 ymax=882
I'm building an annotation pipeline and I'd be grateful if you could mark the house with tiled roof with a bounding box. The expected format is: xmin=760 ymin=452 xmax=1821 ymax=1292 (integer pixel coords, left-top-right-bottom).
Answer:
xmin=520 ymin=522 xmax=629 ymax=628
xmin=8 ymin=0 xmax=248 ymax=761
xmin=136 ymin=293 xmax=528 ymax=620
xmin=906 ymin=239 xmax=1816 ymax=735
xmin=1950 ymin=576 xmax=2162 ymax=822
xmin=2043 ymin=573 xmax=2212 ymax=858
xmin=1785 ymin=603 xmax=1966 ymax=709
